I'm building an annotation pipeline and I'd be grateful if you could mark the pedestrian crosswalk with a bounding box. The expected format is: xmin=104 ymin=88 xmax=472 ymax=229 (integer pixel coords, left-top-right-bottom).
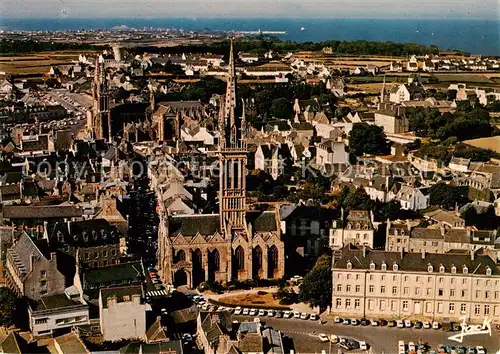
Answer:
xmin=147 ymin=289 xmax=169 ymax=297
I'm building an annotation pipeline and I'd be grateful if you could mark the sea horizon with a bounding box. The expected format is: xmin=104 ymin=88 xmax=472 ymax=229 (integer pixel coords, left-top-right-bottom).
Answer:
xmin=1 ymin=17 xmax=499 ymax=55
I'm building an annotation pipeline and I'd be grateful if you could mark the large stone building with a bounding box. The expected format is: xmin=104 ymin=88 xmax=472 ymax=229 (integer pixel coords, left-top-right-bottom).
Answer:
xmin=329 ymin=210 xmax=375 ymax=250
xmin=157 ymin=41 xmax=285 ymax=288
xmin=331 ymin=245 xmax=500 ymax=324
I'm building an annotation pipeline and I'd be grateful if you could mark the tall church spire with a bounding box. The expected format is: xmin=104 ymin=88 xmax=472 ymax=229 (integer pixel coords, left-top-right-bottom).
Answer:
xmin=218 ymin=38 xmax=247 ymax=238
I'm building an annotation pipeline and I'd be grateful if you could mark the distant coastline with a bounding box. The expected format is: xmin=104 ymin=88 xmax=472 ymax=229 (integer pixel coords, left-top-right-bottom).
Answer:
xmin=1 ymin=18 xmax=499 ymax=55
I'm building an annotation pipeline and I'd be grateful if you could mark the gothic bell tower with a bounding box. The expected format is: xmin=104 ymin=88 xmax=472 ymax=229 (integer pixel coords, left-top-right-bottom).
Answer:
xmin=91 ymin=55 xmax=111 ymax=142
xmin=218 ymin=40 xmax=247 ymax=238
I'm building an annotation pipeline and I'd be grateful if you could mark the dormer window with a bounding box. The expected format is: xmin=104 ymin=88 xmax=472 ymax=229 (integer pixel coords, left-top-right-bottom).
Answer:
xmin=463 ymin=266 xmax=468 ymax=274
xmin=364 ymin=225 xmax=369 ymax=230
xmin=394 ymin=229 xmax=399 ymax=236
xmin=370 ymin=262 xmax=375 ymax=271
xmin=486 ymin=267 xmax=492 ymax=276
xmin=381 ymin=262 xmax=387 ymax=271
xmin=451 ymin=265 xmax=457 ymax=274
xmin=393 ymin=263 xmax=399 ymax=271
xmin=346 ymin=261 xmax=352 ymax=270
xmin=439 ymin=265 xmax=445 ymax=273
xmin=427 ymin=264 xmax=433 ymax=273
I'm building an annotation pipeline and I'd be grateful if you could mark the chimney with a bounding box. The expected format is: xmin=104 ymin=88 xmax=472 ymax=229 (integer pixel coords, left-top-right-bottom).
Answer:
xmin=362 ymin=245 xmax=367 ymax=258
xmin=50 ymin=252 xmax=56 ymax=261
xmin=470 ymin=250 xmax=475 ymax=261
xmin=67 ymin=219 xmax=71 ymax=236
xmin=421 ymin=249 xmax=426 ymax=259
xmin=400 ymin=247 xmax=404 ymax=259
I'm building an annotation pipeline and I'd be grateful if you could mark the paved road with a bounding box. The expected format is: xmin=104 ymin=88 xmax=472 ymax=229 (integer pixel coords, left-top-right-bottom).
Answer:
xmin=233 ymin=315 xmax=500 ymax=353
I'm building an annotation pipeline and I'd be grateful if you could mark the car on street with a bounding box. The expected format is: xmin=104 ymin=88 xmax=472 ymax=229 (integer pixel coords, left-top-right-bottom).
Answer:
xmin=396 ymin=319 xmax=404 ymax=328
xmin=234 ymin=307 xmax=242 ymax=315
xmin=300 ymin=312 xmax=309 ymax=320
xmin=275 ymin=311 xmax=283 ymax=318
xmin=293 ymin=311 xmax=301 ymax=319
xmin=350 ymin=319 xmax=360 ymax=326
xmin=249 ymin=309 xmax=257 ymax=316
xmin=310 ymin=314 xmax=318 ymax=321
xmin=318 ymin=334 xmax=329 ymax=342
xmin=283 ymin=311 xmax=292 ymax=318
xmin=334 ymin=316 xmax=342 ymax=323
xmin=329 ymin=334 xmax=339 ymax=344
xmin=360 ymin=319 xmax=370 ymax=326
xmin=408 ymin=342 xmax=416 ymax=352
xmin=258 ymin=310 xmax=266 ymax=316
xmin=242 ymin=308 xmax=249 ymax=315
xmin=379 ymin=319 xmax=387 ymax=326
xmin=466 ymin=347 xmax=476 ymax=354
xmin=423 ymin=321 xmax=431 ymax=329
xmin=267 ymin=310 xmax=275 ymax=317
xmin=342 ymin=319 xmax=350 ymax=325
xmin=475 ymin=346 xmax=486 ymax=354
xmin=398 ymin=340 xmax=405 ymax=354
xmin=404 ymin=319 xmax=412 ymax=328
xmin=388 ymin=320 xmax=396 ymax=327
xmin=370 ymin=320 xmax=379 ymax=326
xmin=414 ymin=321 xmax=423 ymax=329
xmin=359 ymin=341 xmax=368 ymax=351
xmin=432 ymin=321 xmax=441 ymax=330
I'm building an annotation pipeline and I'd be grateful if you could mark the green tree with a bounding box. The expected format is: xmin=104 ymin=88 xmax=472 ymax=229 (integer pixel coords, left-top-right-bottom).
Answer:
xmin=270 ymin=98 xmax=293 ymax=119
xmin=343 ymin=187 xmax=374 ymax=211
xmin=348 ymin=123 xmax=389 ymax=156
xmin=429 ymin=183 xmax=468 ymax=210
xmin=0 ymin=287 xmax=16 ymax=326
xmin=299 ymin=255 xmax=332 ymax=310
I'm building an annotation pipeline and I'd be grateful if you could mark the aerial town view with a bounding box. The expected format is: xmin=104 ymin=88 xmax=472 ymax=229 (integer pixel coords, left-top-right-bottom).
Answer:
xmin=0 ymin=1 xmax=499 ymax=353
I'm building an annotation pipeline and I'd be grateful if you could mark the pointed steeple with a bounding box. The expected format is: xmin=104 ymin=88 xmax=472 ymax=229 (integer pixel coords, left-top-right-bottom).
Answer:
xmin=380 ymin=74 xmax=386 ymax=104
xmin=224 ymin=39 xmax=238 ymax=148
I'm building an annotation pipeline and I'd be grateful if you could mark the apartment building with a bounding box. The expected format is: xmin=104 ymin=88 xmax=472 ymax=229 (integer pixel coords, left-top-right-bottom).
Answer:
xmin=332 ymin=245 xmax=500 ymax=324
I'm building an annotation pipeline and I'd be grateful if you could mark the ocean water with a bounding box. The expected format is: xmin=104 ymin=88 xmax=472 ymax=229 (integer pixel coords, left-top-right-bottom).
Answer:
xmin=1 ymin=18 xmax=499 ymax=55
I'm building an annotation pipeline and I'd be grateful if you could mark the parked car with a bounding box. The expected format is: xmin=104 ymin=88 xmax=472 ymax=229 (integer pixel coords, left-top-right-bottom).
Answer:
xmin=342 ymin=319 xmax=350 ymax=325
xmin=350 ymin=319 xmax=360 ymax=326
xmin=466 ymin=347 xmax=476 ymax=354
xmin=267 ymin=310 xmax=275 ymax=317
xmin=475 ymin=346 xmax=486 ymax=354
xmin=318 ymin=334 xmax=329 ymax=342
xmin=388 ymin=320 xmax=396 ymax=327
xmin=283 ymin=311 xmax=292 ymax=318
xmin=408 ymin=342 xmax=416 ymax=352
xmin=396 ymin=320 xmax=404 ymax=328
xmin=414 ymin=321 xmax=423 ymax=329
xmin=333 ymin=316 xmax=342 ymax=323
xmin=293 ymin=311 xmax=301 ymax=319
xmin=432 ymin=321 xmax=441 ymax=330
xmin=310 ymin=314 xmax=318 ymax=321
xmin=300 ymin=313 xmax=309 ymax=320
xmin=258 ymin=309 xmax=266 ymax=316
xmin=275 ymin=311 xmax=283 ymax=318
xmin=249 ymin=309 xmax=257 ymax=316
xmin=423 ymin=321 xmax=431 ymax=329
xmin=360 ymin=319 xmax=370 ymax=326
xmin=452 ymin=323 xmax=462 ymax=331
xmin=242 ymin=308 xmax=249 ymax=315
xmin=359 ymin=341 xmax=368 ymax=351
xmin=379 ymin=319 xmax=388 ymax=326
xmin=398 ymin=340 xmax=405 ymax=354
xmin=370 ymin=320 xmax=379 ymax=326
xmin=404 ymin=320 xmax=412 ymax=328
xmin=329 ymin=334 xmax=339 ymax=344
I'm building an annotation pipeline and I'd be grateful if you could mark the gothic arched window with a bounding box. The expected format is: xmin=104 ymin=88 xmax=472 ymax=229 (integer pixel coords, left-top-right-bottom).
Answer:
xmin=235 ymin=246 xmax=245 ymax=271
xmin=176 ymin=250 xmax=186 ymax=263
xmin=212 ymin=249 xmax=220 ymax=271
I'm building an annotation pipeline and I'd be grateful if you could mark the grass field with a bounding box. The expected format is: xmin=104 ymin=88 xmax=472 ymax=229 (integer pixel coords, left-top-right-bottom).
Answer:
xmin=219 ymin=291 xmax=288 ymax=309
xmin=0 ymin=51 xmax=98 ymax=75
xmin=433 ymin=74 xmax=494 ymax=84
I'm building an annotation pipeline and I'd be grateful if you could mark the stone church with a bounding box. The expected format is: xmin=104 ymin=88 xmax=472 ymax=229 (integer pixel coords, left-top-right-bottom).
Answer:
xmin=157 ymin=41 xmax=285 ymax=287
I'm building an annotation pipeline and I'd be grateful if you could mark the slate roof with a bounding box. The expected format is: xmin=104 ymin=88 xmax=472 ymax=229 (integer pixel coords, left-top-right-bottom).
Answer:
xmin=8 ymin=232 xmax=44 ymax=278
xmin=334 ymin=245 xmax=499 ymax=275
xmin=0 ymin=332 xmax=21 ymax=354
xmin=238 ymin=334 xmax=263 ymax=353
xmin=170 ymin=214 xmax=220 ymax=236
xmin=119 ymin=340 xmax=183 ymax=354
xmin=100 ymin=285 xmax=143 ymax=309
xmin=32 ymin=293 xmax=84 ymax=311
xmin=247 ymin=210 xmax=278 ymax=232
xmin=83 ymin=261 xmax=145 ymax=288
xmin=54 ymin=130 xmax=73 ymax=151
xmin=145 ymin=316 xmax=168 ymax=343
xmin=53 ymin=332 xmax=89 ymax=354
xmin=410 ymin=228 xmax=443 ymax=240
xmin=2 ymin=205 xmax=83 ymax=219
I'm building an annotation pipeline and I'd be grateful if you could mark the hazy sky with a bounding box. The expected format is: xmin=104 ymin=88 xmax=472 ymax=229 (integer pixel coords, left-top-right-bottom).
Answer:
xmin=1 ymin=0 xmax=499 ymax=19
